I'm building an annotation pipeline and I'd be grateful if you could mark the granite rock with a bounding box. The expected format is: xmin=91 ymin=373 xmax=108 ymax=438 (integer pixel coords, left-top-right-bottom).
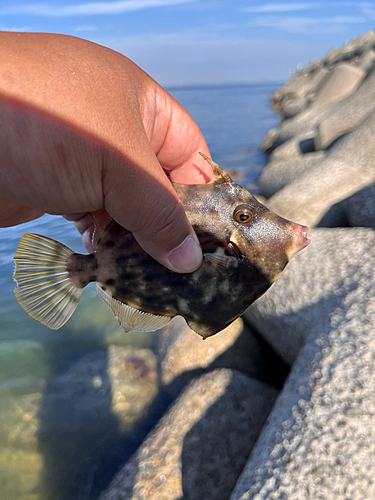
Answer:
xmin=230 ymin=229 xmax=375 ymax=500
xmin=100 ymin=369 xmax=278 ymax=500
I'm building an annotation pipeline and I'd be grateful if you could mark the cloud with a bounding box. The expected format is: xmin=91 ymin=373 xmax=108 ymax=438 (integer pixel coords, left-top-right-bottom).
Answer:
xmin=243 ymin=3 xmax=322 ymax=13
xmin=0 ymin=26 xmax=32 ymax=32
xmin=357 ymin=1 xmax=375 ymax=20
xmin=0 ymin=0 xmax=194 ymax=17
xmin=248 ymin=15 xmax=366 ymax=34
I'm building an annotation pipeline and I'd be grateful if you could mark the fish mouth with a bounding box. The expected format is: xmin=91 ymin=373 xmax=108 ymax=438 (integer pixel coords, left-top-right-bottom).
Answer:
xmin=287 ymin=223 xmax=310 ymax=260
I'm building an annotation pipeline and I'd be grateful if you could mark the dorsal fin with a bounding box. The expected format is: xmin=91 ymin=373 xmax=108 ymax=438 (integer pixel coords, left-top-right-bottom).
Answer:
xmin=90 ymin=209 xmax=113 ymax=248
xmin=199 ymin=153 xmax=233 ymax=183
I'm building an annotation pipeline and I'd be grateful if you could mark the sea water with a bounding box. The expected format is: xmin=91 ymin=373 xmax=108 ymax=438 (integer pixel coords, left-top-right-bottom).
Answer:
xmin=0 ymin=83 xmax=279 ymax=499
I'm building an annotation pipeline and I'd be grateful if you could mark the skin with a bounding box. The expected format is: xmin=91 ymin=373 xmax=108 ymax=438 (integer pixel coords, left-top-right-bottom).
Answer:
xmin=0 ymin=31 xmax=213 ymax=272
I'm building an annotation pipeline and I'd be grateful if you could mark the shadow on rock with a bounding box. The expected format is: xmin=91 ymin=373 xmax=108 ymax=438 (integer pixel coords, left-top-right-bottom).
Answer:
xmin=178 ymin=371 xmax=278 ymax=500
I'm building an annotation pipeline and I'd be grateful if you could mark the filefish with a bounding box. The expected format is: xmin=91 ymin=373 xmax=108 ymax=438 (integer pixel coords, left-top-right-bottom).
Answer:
xmin=13 ymin=154 xmax=310 ymax=339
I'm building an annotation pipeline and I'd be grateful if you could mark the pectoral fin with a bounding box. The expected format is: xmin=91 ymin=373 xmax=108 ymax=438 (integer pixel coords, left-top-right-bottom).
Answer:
xmin=96 ymin=284 xmax=171 ymax=333
xmin=204 ymin=251 xmax=239 ymax=276
xmin=90 ymin=209 xmax=113 ymax=248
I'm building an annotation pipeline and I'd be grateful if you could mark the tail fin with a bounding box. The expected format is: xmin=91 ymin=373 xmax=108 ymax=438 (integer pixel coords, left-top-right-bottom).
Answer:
xmin=13 ymin=234 xmax=82 ymax=329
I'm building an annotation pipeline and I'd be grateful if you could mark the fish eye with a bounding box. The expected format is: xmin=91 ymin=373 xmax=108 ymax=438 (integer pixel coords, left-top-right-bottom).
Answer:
xmin=233 ymin=205 xmax=254 ymax=224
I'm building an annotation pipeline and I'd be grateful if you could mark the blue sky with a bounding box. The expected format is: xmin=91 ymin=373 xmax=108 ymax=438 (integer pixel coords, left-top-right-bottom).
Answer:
xmin=0 ymin=1 xmax=374 ymax=87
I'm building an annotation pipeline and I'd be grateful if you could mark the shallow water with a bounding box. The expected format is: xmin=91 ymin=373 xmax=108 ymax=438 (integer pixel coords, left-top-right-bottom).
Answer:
xmin=0 ymin=83 xmax=279 ymax=499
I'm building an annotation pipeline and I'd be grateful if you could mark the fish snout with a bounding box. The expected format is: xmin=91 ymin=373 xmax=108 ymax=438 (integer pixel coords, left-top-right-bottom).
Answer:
xmin=286 ymin=223 xmax=310 ymax=260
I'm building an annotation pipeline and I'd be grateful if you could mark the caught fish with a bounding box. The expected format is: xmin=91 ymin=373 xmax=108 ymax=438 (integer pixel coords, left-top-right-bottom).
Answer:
xmin=13 ymin=154 xmax=309 ymax=339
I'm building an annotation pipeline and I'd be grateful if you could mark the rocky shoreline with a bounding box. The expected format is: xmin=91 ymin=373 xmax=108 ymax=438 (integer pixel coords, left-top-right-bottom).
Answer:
xmin=3 ymin=31 xmax=375 ymax=500
xmin=100 ymin=31 xmax=375 ymax=500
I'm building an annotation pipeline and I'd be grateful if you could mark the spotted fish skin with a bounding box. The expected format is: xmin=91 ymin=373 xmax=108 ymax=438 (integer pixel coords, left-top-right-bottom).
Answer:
xmin=13 ymin=155 xmax=309 ymax=338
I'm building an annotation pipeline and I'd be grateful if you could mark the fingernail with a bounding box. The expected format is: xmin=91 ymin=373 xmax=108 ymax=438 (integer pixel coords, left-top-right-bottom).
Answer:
xmin=168 ymin=235 xmax=203 ymax=273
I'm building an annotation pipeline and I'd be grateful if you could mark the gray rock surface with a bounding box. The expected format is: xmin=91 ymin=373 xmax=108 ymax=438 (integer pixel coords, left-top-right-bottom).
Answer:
xmin=100 ymin=369 xmax=278 ymax=500
xmin=309 ymin=63 xmax=365 ymax=110
xmin=258 ymin=151 xmax=325 ymax=198
xmin=281 ymin=64 xmax=375 ymax=144
xmin=314 ymin=66 xmax=375 ymax=149
xmin=266 ymin=104 xmax=375 ymax=225
xmin=343 ymin=183 xmax=375 ymax=228
xmin=231 ymin=228 xmax=375 ymax=500
xmin=244 ymin=227 xmax=375 ymax=366
xmin=259 ymin=32 xmax=375 ymax=229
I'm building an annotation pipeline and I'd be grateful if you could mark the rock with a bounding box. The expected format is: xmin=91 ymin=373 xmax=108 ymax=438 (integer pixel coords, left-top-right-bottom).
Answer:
xmin=358 ymin=48 xmax=375 ymax=73
xmin=38 ymin=346 xmax=159 ymax=499
xmin=258 ymin=151 xmax=325 ymax=198
xmin=271 ymin=67 xmax=329 ymax=121
xmin=0 ymin=340 xmax=49 ymax=395
xmin=343 ymin=183 xmax=375 ymax=228
xmin=230 ymin=229 xmax=375 ymax=500
xmin=261 ymin=128 xmax=279 ymax=152
xmin=269 ymin=43 xmax=375 ymax=146
xmin=268 ymin=133 xmax=315 ymax=163
xmin=243 ymin=227 xmax=375 ymax=365
xmin=0 ymin=446 xmax=42 ymax=500
xmin=100 ymin=369 xmax=278 ymax=500
xmin=310 ymin=63 xmax=365 ymax=110
xmin=0 ymin=393 xmax=43 ymax=499
xmin=159 ymin=317 xmax=288 ymax=393
xmin=278 ymin=94 xmax=305 ymax=120
xmin=266 ymin=106 xmax=375 ymax=227
xmin=315 ymin=66 xmax=375 ymax=150
xmin=0 ymin=346 xmax=159 ymax=500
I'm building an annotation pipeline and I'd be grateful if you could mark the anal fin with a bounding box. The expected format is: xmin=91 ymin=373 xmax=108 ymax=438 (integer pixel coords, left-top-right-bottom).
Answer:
xmin=96 ymin=284 xmax=171 ymax=333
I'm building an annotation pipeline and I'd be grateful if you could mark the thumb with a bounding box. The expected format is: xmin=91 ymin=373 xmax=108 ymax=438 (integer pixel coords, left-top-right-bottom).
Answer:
xmin=102 ymin=148 xmax=203 ymax=273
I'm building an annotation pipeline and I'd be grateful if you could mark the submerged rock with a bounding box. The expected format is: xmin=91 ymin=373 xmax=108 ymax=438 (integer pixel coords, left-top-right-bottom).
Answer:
xmin=100 ymin=369 xmax=277 ymax=500
xmin=0 ymin=345 xmax=159 ymax=500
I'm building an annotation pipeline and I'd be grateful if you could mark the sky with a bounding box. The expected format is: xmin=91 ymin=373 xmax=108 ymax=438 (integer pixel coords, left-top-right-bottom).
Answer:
xmin=0 ymin=1 xmax=374 ymax=87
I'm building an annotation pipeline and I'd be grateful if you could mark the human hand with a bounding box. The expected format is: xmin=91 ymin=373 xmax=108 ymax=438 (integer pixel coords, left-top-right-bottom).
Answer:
xmin=0 ymin=32 xmax=212 ymax=272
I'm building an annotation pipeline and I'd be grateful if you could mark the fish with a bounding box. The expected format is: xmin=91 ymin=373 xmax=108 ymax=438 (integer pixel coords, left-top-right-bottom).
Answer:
xmin=13 ymin=154 xmax=310 ymax=339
